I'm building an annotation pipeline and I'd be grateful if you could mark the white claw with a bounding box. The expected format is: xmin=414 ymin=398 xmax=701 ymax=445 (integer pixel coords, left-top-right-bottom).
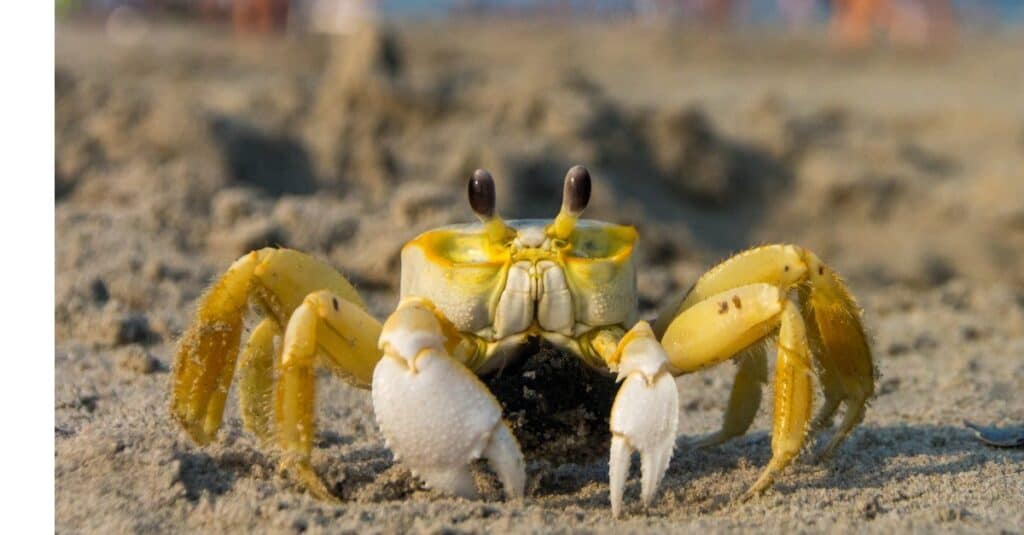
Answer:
xmin=373 ymin=320 xmax=525 ymax=500
xmin=608 ymin=322 xmax=679 ymax=518
xmin=483 ymin=424 xmax=526 ymax=499
xmin=609 ymin=434 xmax=631 ymax=519
xmin=641 ymin=435 xmax=674 ymax=506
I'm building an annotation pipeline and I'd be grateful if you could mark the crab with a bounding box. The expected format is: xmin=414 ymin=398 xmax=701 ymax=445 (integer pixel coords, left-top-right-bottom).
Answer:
xmin=170 ymin=165 xmax=875 ymax=517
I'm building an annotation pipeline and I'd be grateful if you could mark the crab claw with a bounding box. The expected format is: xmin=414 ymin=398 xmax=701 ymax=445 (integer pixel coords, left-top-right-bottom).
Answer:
xmin=372 ymin=299 xmax=525 ymax=500
xmin=608 ymin=322 xmax=679 ymax=518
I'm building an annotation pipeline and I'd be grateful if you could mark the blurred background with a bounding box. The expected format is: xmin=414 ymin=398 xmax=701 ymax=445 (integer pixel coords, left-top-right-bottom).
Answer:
xmin=56 ymin=0 xmax=1024 ymax=335
xmin=54 ymin=4 xmax=1024 ymax=531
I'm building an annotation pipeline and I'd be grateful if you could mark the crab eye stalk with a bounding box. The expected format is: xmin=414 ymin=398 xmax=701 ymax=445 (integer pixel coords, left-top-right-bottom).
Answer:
xmin=468 ymin=168 xmax=513 ymax=244
xmin=552 ymin=165 xmax=591 ymax=239
xmin=468 ymin=169 xmax=496 ymax=219
xmin=563 ymin=165 xmax=591 ymax=214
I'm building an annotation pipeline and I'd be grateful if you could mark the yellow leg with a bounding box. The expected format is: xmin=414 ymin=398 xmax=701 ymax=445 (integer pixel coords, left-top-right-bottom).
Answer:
xmin=171 ymin=248 xmax=376 ymax=445
xmin=799 ymin=254 xmax=874 ymax=459
xmin=251 ymin=248 xmax=367 ymax=318
xmin=275 ymin=290 xmax=382 ymax=501
xmin=818 ymin=390 xmax=869 ymax=460
xmin=238 ymin=317 xmax=281 ymax=446
xmin=655 ymin=245 xmax=872 ymax=496
xmin=170 ymin=248 xmax=385 ymax=503
xmin=252 ymin=248 xmax=379 ymax=386
xmin=800 ymin=286 xmax=845 ymax=434
xmin=659 ymin=285 xmax=814 ymax=496
xmin=745 ymin=301 xmax=814 ymax=498
xmin=171 ymin=252 xmax=259 ymax=444
xmin=656 ymin=244 xmax=874 ymax=460
xmin=809 ymin=353 xmax=844 ymax=433
xmin=693 ymin=344 xmax=768 ymax=448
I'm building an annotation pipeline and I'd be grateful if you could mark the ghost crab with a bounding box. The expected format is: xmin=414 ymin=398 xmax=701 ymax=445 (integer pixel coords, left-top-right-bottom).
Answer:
xmin=171 ymin=165 xmax=874 ymax=517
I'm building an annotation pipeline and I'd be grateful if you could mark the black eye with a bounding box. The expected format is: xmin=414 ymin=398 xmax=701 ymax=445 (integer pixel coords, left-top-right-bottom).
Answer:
xmin=563 ymin=165 xmax=591 ymax=214
xmin=468 ymin=169 xmax=496 ymax=218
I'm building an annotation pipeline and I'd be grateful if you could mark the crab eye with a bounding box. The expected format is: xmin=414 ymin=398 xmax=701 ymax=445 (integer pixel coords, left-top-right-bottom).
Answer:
xmin=468 ymin=169 xmax=496 ymax=219
xmin=563 ymin=165 xmax=591 ymax=215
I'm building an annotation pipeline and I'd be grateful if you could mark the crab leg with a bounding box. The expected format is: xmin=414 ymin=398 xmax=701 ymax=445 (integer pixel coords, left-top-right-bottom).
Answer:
xmin=745 ymin=300 xmax=814 ymax=498
xmin=606 ymin=322 xmax=679 ymax=518
xmin=251 ymin=248 xmax=380 ymax=387
xmin=238 ymin=317 xmax=281 ymax=445
xmin=171 ymin=248 xmax=388 ymax=501
xmin=652 ymin=247 xmax=804 ymax=448
xmin=797 ymin=254 xmax=874 ymax=460
xmin=171 ymin=248 xmax=377 ymax=444
xmin=656 ymin=244 xmax=873 ymax=457
xmin=372 ymin=298 xmax=525 ymax=500
xmin=171 ymin=251 xmax=259 ymax=444
xmin=659 ymin=284 xmax=816 ymax=497
xmin=804 ymin=313 xmax=845 ymax=435
xmin=275 ymin=289 xmax=383 ymax=501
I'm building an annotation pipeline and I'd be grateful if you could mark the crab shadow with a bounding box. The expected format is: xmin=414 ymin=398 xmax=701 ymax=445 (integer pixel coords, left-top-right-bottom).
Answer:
xmin=173 ymin=435 xmax=279 ymax=503
xmin=779 ymin=423 xmax=1021 ymax=492
xmin=174 ymin=451 xmax=241 ymax=502
xmin=170 ymin=422 xmax=1011 ymax=509
xmin=534 ymin=422 xmax=1012 ymax=512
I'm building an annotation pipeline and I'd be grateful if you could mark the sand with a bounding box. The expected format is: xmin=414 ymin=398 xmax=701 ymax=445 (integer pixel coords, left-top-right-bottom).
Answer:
xmin=56 ymin=21 xmax=1024 ymax=533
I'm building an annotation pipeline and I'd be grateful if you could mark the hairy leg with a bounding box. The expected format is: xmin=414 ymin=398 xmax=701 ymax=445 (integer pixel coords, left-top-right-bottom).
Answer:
xmin=275 ymin=290 xmax=382 ymax=501
xmin=745 ymin=301 xmax=814 ymax=498
xmin=238 ymin=317 xmax=281 ymax=445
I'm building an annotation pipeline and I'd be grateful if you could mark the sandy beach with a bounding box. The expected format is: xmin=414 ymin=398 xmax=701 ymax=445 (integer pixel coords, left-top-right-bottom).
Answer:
xmin=56 ymin=21 xmax=1024 ymax=533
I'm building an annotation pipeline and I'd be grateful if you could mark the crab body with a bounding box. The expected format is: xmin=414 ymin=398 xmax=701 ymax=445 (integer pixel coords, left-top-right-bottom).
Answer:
xmin=401 ymin=218 xmax=637 ymax=374
xmin=170 ymin=166 xmax=876 ymax=517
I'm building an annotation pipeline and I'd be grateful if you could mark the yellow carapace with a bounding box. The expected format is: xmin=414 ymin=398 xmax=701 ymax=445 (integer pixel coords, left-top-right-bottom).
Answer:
xmin=171 ymin=165 xmax=874 ymax=517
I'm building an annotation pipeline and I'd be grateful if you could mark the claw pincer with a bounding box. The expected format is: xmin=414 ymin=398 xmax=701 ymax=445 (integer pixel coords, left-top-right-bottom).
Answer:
xmin=608 ymin=322 xmax=678 ymax=518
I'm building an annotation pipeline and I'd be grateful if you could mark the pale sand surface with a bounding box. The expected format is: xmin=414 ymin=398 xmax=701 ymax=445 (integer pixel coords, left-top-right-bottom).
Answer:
xmin=56 ymin=22 xmax=1024 ymax=533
